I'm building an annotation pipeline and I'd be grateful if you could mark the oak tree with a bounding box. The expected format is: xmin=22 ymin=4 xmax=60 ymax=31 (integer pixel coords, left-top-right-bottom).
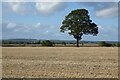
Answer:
xmin=60 ymin=9 xmax=98 ymax=47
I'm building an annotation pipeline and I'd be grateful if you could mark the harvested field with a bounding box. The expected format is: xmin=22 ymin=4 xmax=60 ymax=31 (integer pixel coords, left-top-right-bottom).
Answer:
xmin=2 ymin=47 xmax=118 ymax=78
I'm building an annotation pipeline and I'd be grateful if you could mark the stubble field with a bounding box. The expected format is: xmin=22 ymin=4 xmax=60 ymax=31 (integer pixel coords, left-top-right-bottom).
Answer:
xmin=2 ymin=47 xmax=118 ymax=78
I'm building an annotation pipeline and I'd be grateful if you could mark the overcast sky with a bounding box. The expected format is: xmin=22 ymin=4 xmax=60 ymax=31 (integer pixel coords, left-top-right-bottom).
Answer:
xmin=2 ymin=2 xmax=118 ymax=41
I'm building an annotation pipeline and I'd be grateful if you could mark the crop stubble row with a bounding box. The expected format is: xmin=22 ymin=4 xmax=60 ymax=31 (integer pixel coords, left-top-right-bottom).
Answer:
xmin=2 ymin=47 xmax=118 ymax=78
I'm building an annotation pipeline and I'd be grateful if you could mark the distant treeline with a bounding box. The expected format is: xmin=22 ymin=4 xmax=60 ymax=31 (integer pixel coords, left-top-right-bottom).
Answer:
xmin=1 ymin=39 xmax=120 ymax=47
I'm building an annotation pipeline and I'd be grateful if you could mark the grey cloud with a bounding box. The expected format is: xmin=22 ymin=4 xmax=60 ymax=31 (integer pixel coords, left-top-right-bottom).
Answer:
xmin=3 ymin=2 xmax=67 ymax=16
xmin=79 ymin=2 xmax=116 ymax=10
xmin=78 ymin=2 xmax=118 ymax=18
xmin=35 ymin=2 xmax=67 ymax=16
xmin=3 ymin=2 xmax=34 ymax=15
xmin=2 ymin=22 xmax=61 ymax=39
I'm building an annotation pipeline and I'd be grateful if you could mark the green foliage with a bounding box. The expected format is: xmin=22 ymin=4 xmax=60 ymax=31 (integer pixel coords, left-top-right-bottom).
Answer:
xmin=41 ymin=40 xmax=53 ymax=46
xmin=116 ymin=43 xmax=120 ymax=47
xmin=98 ymin=41 xmax=112 ymax=47
xmin=60 ymin=9 xmax=98 ymax=47
xmin=112 ymin=43 xmax=118 ymax=47
xmin=62 ymin=42 xmax=66 ymax=45
xmin=37 ymin=40 xmax=41 ymax=44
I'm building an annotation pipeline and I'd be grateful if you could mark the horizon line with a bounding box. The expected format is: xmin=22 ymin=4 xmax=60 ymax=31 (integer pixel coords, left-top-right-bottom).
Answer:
xmin=1 ymin=38 xmax=119 ymax=42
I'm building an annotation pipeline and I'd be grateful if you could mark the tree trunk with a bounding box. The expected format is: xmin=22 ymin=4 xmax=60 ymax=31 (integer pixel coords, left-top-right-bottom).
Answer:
xmin=77 ymin=37 xmax=79 ymax=47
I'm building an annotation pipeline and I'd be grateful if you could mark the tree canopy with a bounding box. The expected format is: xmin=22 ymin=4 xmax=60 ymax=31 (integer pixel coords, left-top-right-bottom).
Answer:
xmin=60 ymin=9 xmax=98 ymax=47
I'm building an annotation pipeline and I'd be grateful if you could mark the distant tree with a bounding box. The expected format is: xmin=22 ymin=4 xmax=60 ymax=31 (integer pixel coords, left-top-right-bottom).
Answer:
xmin=60 ymin=9 xmax=98 ymax=47
xmin=51 ymin=42 xmax=55 ymax=46
xmin=37 ymin=40 xmax=41 ymax=44
xmin=81 ymin=42 xmax=84 ymax=46
xmin=62 ymin=42 xmax=66 ymax=46
xmin=98 ymin=41 xmax=112 ymax=47
xmin=41 ymin=40 xmax=53 ymax=46
xmin=98 ymin=41 xmax=106 ymax=47
xmin=116 ymin=43 xmax=120 ymax=47
xmin=20 ymin=42 xmax=24 ymax=44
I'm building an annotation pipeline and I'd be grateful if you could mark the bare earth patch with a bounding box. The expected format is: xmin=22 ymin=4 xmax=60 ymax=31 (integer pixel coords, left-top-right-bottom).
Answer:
xmin=2 ymin=47 xmax=118 ymax=78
